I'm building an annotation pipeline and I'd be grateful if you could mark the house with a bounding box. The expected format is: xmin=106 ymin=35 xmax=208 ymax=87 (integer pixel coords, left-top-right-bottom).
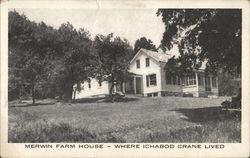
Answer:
xmin=74 ymin=48 xmax=218 ymax=99
xmin=74 ymin=78 xmax=125 ymax=99
xmin=126 ymin=48 xmax=218 ymax=97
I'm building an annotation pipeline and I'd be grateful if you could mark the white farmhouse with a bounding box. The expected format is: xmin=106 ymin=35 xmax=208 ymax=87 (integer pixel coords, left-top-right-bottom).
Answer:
xmin=126 ymin=48 xmax=218 ymax=97
xmin=74 ymin=48 xmax=218 ymax=99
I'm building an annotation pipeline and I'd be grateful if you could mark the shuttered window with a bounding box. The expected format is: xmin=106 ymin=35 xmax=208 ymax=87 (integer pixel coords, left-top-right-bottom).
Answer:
xmin=146 ymin=74 xmax=157 ymax=86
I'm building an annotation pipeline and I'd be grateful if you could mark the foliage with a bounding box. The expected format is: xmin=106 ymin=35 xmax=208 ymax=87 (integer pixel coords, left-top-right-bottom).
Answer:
xmin=157 ymin=9 xmax=241 ymax=75
xmin=134 ymin=37 xmax=157 ymax=53
xmin=8 ymin=11 xmax=56 ymax=104
xmin=9 ymin=11 xmax=135 ymax=102
xmin=218 ymin=71 xmax=240 ymax=96
xmin=8 ymin=11 xmax=93 ymax=102
xmin=92 ymin=33 xmax=134 ymax=95
xmin=52 ymin=22 xmax=92 ymax=101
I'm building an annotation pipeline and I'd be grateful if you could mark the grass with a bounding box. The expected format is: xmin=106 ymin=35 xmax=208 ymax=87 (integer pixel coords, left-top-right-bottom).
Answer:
xmin=8 ymin=96 xmax=241 ymax=143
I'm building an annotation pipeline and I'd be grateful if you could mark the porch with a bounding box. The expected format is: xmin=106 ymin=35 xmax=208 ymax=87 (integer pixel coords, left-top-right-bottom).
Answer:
xmin=124 ymin=74 xmax=143 ymax=95
xmin=182 ymin=72 xmax=219 ymax=97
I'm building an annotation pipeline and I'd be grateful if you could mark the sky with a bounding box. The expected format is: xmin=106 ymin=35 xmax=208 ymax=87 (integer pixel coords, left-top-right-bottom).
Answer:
xmin=15 ymin=8 xmax=166 ymax=48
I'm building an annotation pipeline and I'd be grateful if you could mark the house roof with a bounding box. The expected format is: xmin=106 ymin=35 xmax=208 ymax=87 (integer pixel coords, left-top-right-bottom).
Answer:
xmin=130 ymin=48 xmax=171 ymax=64
xmin=130 ymin=48 xmax=207 ymax=71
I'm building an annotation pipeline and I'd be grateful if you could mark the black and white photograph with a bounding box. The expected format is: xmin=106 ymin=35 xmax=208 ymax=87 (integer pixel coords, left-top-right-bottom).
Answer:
xmin=7 ymin=7 xmax=242 ymax=143
xmin=1 ymin=0 xmax=250 ymax=157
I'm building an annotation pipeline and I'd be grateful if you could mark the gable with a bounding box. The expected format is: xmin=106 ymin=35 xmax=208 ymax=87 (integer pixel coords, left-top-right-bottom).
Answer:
xmin=130 ymin=49 xmax=163 ymax=65
xmin=129 ymin=52 xmax=160 ymax=71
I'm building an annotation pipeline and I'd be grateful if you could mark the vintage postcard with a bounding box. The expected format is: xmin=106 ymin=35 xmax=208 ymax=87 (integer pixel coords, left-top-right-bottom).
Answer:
xmin=1 ymin=0 xmax=250 ymax=157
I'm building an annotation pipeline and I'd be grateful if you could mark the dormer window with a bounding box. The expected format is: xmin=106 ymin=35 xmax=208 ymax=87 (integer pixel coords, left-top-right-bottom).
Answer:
xmin=136 ymin=60 xmax=140 ymax=68
xmin=146 ymin=58 xmax=150 ymax=67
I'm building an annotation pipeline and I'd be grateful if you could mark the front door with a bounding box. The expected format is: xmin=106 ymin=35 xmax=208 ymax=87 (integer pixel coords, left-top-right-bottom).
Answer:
xmin=135 ymin=77 xmax=142 ymax=94
xmin=205 ymin=76 xmax=211 ymax=91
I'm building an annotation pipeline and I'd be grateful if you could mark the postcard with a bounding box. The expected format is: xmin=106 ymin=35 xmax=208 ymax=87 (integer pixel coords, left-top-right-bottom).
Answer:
xmin=1 ymin=0 xmax=249 ymax=157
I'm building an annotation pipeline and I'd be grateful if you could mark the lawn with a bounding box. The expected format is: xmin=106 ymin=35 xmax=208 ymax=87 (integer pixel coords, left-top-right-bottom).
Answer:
xmin=8 ymin=96 xmax=241 ymax=143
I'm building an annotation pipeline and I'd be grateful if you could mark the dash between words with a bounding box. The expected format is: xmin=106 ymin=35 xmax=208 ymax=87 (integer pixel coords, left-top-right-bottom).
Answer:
xmin=24 ymin=144 xmax=224 ymax=149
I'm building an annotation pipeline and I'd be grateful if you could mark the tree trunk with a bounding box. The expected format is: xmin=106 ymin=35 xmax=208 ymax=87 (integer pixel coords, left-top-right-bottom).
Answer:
xmin=31 ymin=84 xmax=35 ymax=105
xmin=62 ymin=84 xmax=74 ymax=102
xmin=18 ymin=85 xmax=22 ymax=101
xmin=109 ymin=79 xmax=115 ymax=102
xmin=109 ymin=82 xmax=114 ymax=96
xmin=73 ymin=88 xmax=77 ymax=103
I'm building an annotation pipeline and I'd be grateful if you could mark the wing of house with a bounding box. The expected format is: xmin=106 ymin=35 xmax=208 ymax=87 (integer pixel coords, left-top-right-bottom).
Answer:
xmin=75 ymin=48 xmax=219 ymax=99
xmin=126 ymin=48 xmax=219 ymax=97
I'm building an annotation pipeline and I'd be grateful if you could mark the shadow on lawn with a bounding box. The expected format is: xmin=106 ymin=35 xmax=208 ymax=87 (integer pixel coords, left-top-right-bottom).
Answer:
xmin=170 ymin=107 xmax=241 ymax=123
xmin=9 ymin=101 xmax=57 ymax=107
xmin=75 ymin=97 xmax=139 ymax=103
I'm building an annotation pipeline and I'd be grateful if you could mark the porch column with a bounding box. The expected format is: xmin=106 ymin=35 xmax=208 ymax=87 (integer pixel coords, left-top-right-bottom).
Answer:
xmin=216 ymin=77 xmax=219 ymax=88
xmin=133 ymin=77 xmax=136 ymax=94
xmin=203 ymin=73 xmax=206 ymax=87
xmin=195 ymin=72 xmax=199 ymax=97
xmin=114 ymin=81 xmax=117 ymax=93
xmin=209 ymin=76 xmax=213 ymax=89
xmin=195 ymin=72 xmax=198 ymax=86
xmin=122 ymin=82 xmax=126 ymax=93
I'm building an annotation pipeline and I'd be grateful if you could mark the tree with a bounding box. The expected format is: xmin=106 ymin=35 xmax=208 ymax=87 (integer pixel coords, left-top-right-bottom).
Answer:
xmin=134 ymin=37 xmax=157 ymax=53
xmin=54 ymin=22 xmax=92 ymax=101
xmin=8 ymin=11 xmax=55 ymax=104
xmin=9 ymin=11 xmax=93 ymax=103
xmin=92 ymin=33 xmax=133 ymax=97
xmin=157 ymin=9 xmax=241 ymax=75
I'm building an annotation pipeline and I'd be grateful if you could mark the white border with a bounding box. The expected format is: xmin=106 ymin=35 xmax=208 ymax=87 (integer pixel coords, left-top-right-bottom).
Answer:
xmin=1 ymin=0 xmax=249 ymax=157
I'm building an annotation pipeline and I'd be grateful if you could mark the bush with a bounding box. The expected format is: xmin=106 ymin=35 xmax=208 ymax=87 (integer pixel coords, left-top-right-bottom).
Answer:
xmin=221 ymin=88 xmax=241 ymax=109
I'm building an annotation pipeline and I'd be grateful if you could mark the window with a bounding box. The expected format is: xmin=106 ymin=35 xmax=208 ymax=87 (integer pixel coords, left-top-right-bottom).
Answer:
xmin=166 ymin=74 xmax=181 ymax=85
xmin=153 ymin=93 xmax=158 ymax=97
xmin=146 ymin=74 xmax=157 ymax=86
xmin=88 ymin=79 xmax=91 ymax=89
xmin=189 ymin=75 xmax=196 ymax=86
xmin=198 ymin=74 xmax=204 ymax=86
xmin=183 ymin=74 xmax=196 ymax=86
xmin=212 ymin=76 xmax=217 ymax=87
xmin=146 ymin=58 xmax=150 ymax=67
xmin=136 ymin=60 xmax=140 ymax=68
